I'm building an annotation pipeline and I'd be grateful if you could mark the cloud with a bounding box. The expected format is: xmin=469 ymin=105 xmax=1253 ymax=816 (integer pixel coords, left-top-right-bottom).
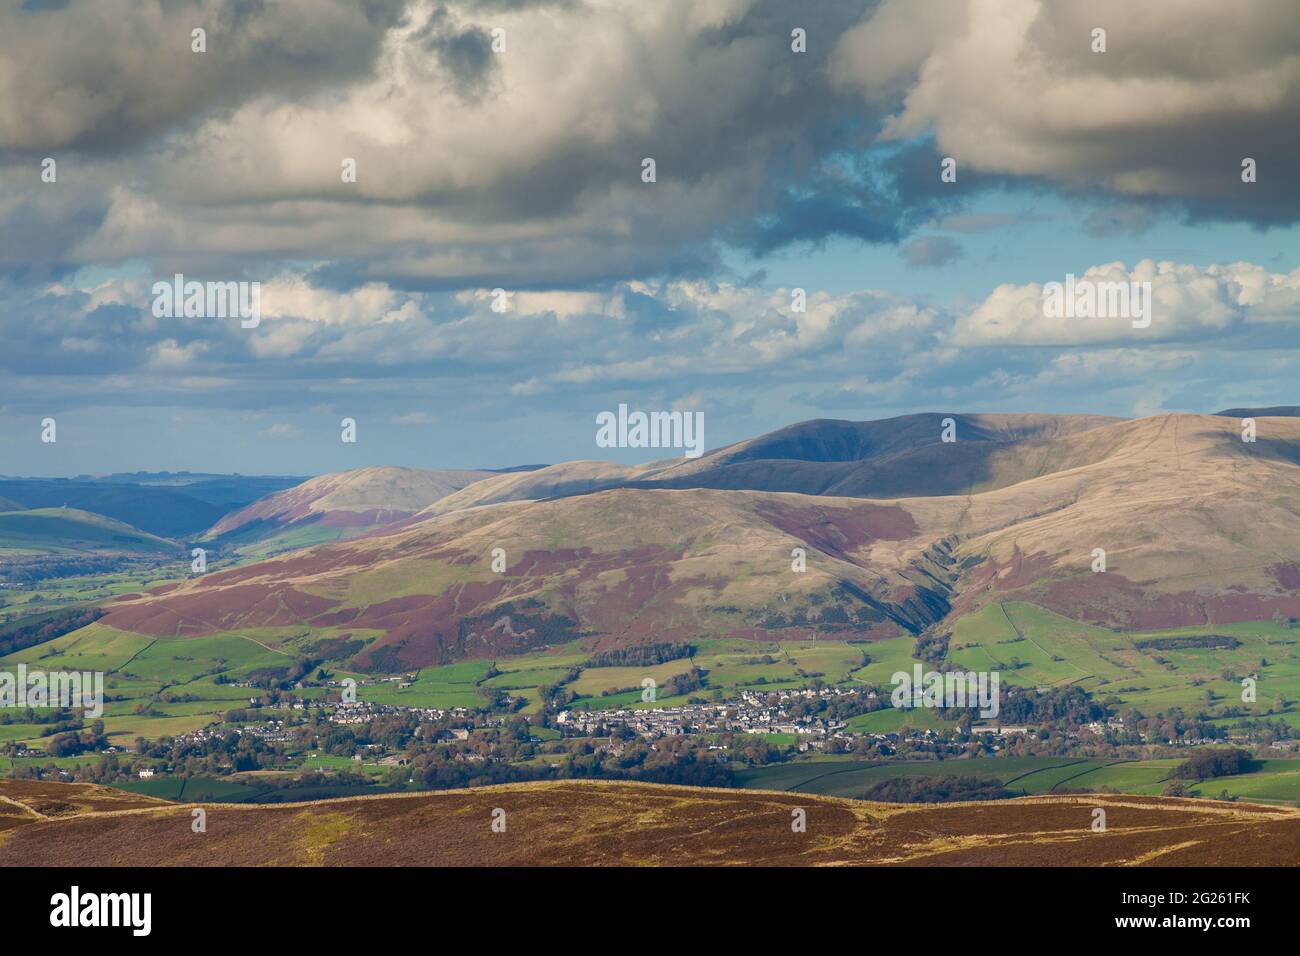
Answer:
xmin=0 ymin=0 xmax=896 ymax=285
xmin=0 ymin=0 xmax=406 ymax=153
xmin=5 ymin=0 xmax=1296 ymax=293
xmin=952 ymin=259 xmax=1300 ymax=347
xmin=832 ymin=0 xmax=1300 ymax=226
xmin=5 ymin=257 xmax=1295 ymax=428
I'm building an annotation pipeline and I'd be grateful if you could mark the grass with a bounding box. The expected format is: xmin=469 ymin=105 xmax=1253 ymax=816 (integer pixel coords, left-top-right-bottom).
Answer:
xmin=0 ymin=508 xmax=178 ymax=555
xmin=4 ymin=589 xmax=1300 ymax=754
xmin=947 ymin=601 xmax=1300 ymax=720
xmin=735 ymin=754 xmax=1300 ymax=804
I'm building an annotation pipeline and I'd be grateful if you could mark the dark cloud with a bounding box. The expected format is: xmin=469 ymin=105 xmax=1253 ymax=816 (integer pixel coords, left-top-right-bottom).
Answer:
xmin=0 ymin=0 xmax=407 ymax=155
xmin=834 ymin=0 xmax=1300 ymax=228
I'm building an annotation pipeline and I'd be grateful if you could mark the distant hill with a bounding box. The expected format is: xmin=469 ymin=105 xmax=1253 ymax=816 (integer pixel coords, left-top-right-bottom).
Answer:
xmin=148 ymin=476 xmax=306 ymax=511
xmin=0 ymin=507 xmax=180 ymax=556
xmin=0 ymin=779 xmax=1294 ymax=867
xmin=71 ymin=471 xmax=303 ymax=486
xmin=204 ymin=466 xmax=496 ymax=554
xmin=0 ymin=475 xmax=303 ymax=538
xmin=1216 ymin=406 xmax=1300 ymax=418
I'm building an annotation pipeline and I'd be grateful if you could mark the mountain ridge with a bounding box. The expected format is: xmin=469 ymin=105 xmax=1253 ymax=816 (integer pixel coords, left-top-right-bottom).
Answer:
xmin=97 ymin=412 xmax=1300 ymax=668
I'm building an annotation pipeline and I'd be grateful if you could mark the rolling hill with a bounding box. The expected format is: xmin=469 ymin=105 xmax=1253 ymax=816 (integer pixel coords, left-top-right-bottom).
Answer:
xmin=417 ymin=413 xmax=1127 ymax=513
xmin=107 ymin=485 xmax=956 ymax=668
xmin=95 ymin=412 xmax=1300 ymax=670
xmin=0 ymin=475 xmax=303 ymax=538
xmin=0 ymin=778 xmax=1295 ymax=866
xmin=417 ymin=460 xmax=651 ymax=515
xmin=0 ymin=507 xmax=183 ymax=585
xmin=629 ymin=412 xmax=1126 ymax=498
xmin=0 ymin=507 xmax=180 ymax=556
xmin=1218 ymin=406 xmax=1300 ymax=418
xmin=203 ymin=466 xmax=496 ymax=555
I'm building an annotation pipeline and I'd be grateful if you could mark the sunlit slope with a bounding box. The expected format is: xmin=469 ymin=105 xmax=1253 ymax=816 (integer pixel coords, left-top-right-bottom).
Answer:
xmin=941 ymin=414 xmax=1300 ymax=629
xmin=418 ymin=460 xmax=649 ymax=515
xmin=204 ymin=466 xmax=495 ymax=554
xmin=420 ymin=413 xmax=1127 ymax=513
xmin=97 ymin=413 xmax=1300 ymax=666
xmin=106 ymin=486 xmax=959 ymax=668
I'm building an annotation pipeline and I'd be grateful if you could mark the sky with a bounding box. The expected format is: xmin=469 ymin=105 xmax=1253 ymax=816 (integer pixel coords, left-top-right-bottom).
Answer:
xmin=0 ymin=0 xmax=1297 ymax=476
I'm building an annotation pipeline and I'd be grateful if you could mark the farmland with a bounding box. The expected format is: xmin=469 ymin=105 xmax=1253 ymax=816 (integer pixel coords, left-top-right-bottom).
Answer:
xmin=735 ymin=754 xmax=1300 ymax=805
xmin=3 ymin=593 xmax=1299 ymax=756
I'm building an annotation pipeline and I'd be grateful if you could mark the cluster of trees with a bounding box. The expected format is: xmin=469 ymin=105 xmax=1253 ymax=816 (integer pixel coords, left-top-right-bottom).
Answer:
xmin=537 ymin=666 xmax=583 ymax=711
xmin=1173 ymin=747 xmax=1256 ymax=781
xmin=0 ymin=606 xmax=105 ymax=657
xmin=587 ymin=642 xmax=694 ymax=668
xmin=45 ymin=719 xmax=109 ymax=757
xmin=997 ymin=685 xmax=1111 ymax=728
xmin=662 ymin=667 xmax=708 ymax=698
xmin=132 ymin=729 xmax=289 ymax=775
xmin=241 ymin=654 xmax=321 ymax=691
xmin=858 ymin=775 xmax=1012 ymax=803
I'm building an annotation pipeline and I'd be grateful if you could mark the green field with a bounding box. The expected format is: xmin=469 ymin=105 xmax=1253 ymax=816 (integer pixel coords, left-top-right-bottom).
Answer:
xmin=0 ymin=623 xmax=304 ymax=746
xmin=949 ymin=601 xmax=1300 ymax=718
xmin=3 ymin=592 xmax=1299 ymax=753
xmin=735 ymin=754 xmax=1300 ymax=804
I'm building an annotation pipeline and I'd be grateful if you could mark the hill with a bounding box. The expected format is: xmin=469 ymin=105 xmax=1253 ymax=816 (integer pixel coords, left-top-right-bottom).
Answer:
xmin=419 ymin=413 xmax=1127 ymax=513
xmin=0 ymin=475 xmax=302 ymax=538
xmin=1217 ymin=406 xmax=1300 ymax=418
xmin=417 ymin=460 xmax=652 ymax=515
xmin=204 ymin=466 xmax=495 ymax=554
xmin=94 ymin=413 xmax=1300 ymax=668
xmin=0 ymin=778 xmax=1294 ymax=866
xmin=632 ymin=412 xmax=1125 ymax=498
xmin=0 ymin=508 xmax=180 ymax=556
xmin=106 ymin=485 xmax=953 ymax=667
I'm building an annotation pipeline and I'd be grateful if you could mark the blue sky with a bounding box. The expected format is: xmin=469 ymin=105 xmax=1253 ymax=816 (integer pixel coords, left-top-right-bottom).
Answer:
xmin=0 ymin=0 xmax=1296 ymax=476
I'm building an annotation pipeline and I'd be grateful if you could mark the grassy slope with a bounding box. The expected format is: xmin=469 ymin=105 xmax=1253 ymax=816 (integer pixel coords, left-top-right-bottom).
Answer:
xmin=0 ymin=507 xmax=178 ymax=555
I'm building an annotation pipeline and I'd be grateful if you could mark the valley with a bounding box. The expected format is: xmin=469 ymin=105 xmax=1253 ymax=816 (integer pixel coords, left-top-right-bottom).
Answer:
xmin=1 ymin=410 xmax=1298 ymax=825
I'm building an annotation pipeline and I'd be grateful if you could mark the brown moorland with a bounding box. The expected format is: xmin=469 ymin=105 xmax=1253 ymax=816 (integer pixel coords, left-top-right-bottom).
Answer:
xmin=0 ymin=779 xmax=1297 ymax=867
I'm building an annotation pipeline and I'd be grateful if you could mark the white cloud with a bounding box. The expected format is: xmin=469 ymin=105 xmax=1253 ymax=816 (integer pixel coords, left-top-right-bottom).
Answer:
xmin=953 ymin=260 xmax=1300 ymax=347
